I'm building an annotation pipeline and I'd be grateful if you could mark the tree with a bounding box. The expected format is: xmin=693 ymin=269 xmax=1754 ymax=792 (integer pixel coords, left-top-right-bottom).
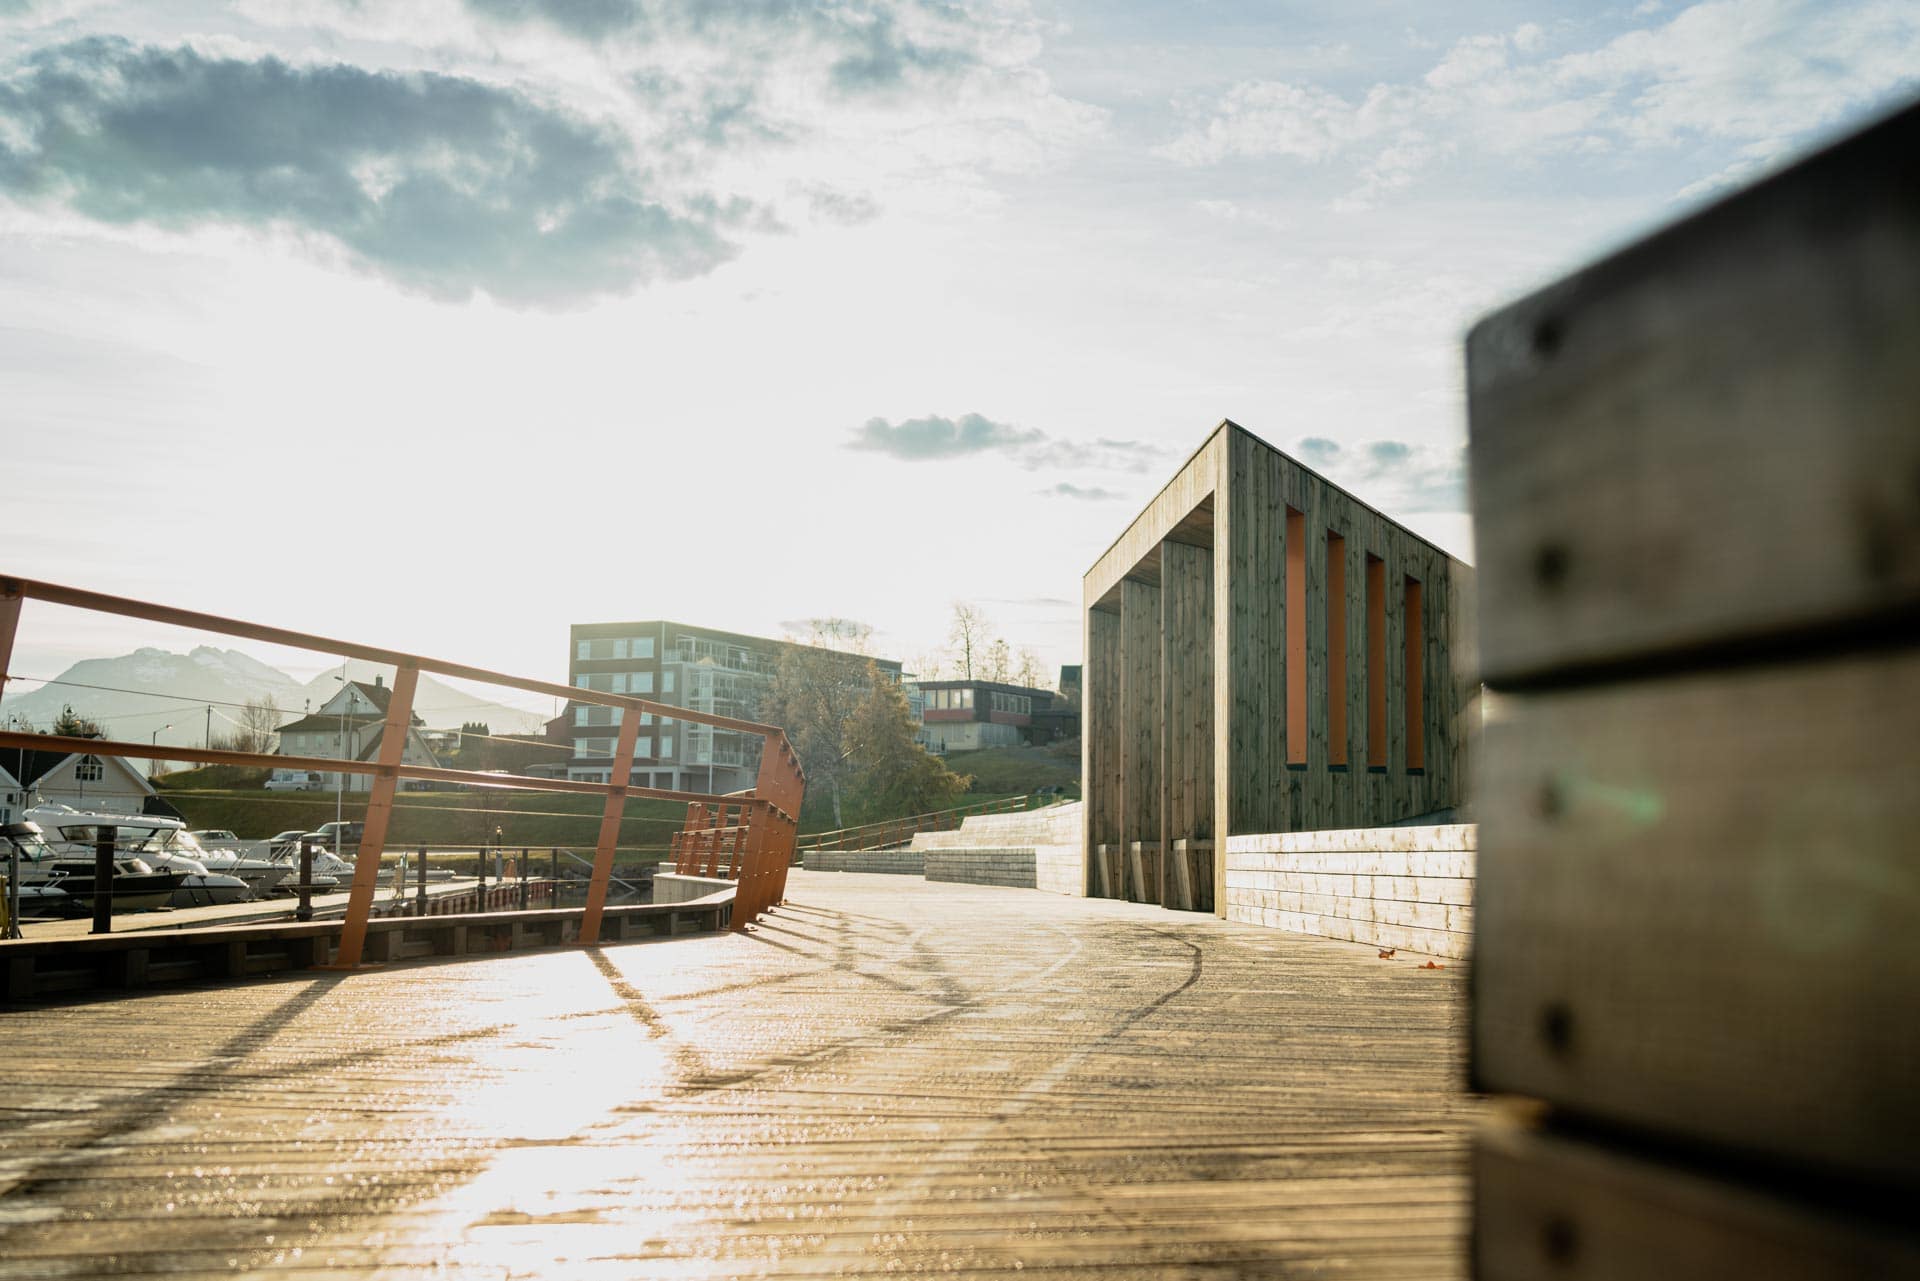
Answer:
xmin=232 ymin=696 xmax=282 ymax=755
xmin=1014 ymin=647 xmax=1047 ymax=689
xmin=948 ymin=601 xmax=990 ymax=680
xmin=844 ymin=675 xmax=970 ymax=819
xmin=983 ymin=637 xmax=1012 ymax=683
xmin=763 ymin=630 xmax=877 ymax=828
xmin=50 ymin=705 xmax=101 ymax=738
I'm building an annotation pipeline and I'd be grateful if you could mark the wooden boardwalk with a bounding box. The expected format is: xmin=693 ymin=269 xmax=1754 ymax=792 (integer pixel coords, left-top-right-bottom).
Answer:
xmin=0 ymin=870 xmax=1479 ymax=1278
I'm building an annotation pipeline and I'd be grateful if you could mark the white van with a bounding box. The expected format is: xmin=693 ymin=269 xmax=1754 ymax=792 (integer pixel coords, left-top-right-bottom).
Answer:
xmin=264 ymin=770 xmax=324 ymax=792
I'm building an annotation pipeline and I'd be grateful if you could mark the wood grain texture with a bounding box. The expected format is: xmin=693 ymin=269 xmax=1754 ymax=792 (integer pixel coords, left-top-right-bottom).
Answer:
xmin=1084 ymin=607 xmax=1122 ymax=896
xmin=1474 ymin=650 xmax=1920 ymax=1183
xmin=0 ymin=870 xmax=1483 ymax=1280
xmin=1161 ymin=538 xmax=1215 ymax=910
xmin=1476 ymin=1118 xmax=1920 ymax=1281
xmin=1468 ymin=100 xmax=1920 ymax=686
xmin=1119 ymin=579 xmax=1162 ymax=903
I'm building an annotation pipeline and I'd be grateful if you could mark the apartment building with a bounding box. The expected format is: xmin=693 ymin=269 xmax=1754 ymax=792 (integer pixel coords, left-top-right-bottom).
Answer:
xmin=566 ymin=621 xmax=902 ymax=793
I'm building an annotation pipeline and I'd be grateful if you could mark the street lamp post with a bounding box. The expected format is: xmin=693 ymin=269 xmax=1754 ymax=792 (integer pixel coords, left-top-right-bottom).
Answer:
xmin=149 ymin=724 xmax=172 ymax=778
xmin=333 ymin=667 xmax=348 ymax=842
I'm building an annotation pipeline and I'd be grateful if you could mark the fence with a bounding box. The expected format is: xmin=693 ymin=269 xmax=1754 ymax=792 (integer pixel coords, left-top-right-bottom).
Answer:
xmin=795 ymin=794 xmax=1032 ymax=857
xmin=0 ymin=574 xmax=805 ymax=968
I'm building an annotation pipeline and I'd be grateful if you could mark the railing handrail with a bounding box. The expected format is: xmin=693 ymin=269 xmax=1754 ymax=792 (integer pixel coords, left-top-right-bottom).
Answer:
xmin=0 ymin=573 xmax=806 ymax=965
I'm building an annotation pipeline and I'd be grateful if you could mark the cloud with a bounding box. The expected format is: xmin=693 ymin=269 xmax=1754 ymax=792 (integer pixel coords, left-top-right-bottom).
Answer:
xmin=0 ymin=37 xmax=743 ymax=305
xmin=466 ymin=0 xmax=981 ymax=95
xmin=1156 ymin=0 xmax=1920 ymax=205
xmin=1039 ymin=482 xmax=1123 ymax=501
xmin=849 ymin=413 xmax=1165 ymax=474
xmin=1291 ymin=435 xmax=1464 ymax=515
xmin=848 ymin=412 xmax=1044 ymax=460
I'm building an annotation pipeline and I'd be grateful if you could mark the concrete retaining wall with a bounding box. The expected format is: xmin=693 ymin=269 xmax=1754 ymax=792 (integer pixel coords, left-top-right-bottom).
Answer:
xmin=924 ymin=847 xmax=1037 ymax=889
xmin=1223 ymin=824 xmax=1475 ymax=959
xmin=805 ymin=849 xmax=926 ymax=875
xmin=653 ymin=873 xmax=735 ymax=905
xmin=911 ymin=802 xmax=1085 ymax=897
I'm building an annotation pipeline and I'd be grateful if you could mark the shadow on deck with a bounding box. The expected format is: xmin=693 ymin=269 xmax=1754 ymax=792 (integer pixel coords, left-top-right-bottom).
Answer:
xmin=0 ymin=869 xmax=1479 ymax=1279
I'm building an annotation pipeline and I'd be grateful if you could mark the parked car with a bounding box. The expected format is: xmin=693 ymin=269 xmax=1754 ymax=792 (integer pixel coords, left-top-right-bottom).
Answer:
xmin=265 ymin=770 xmax=325 ymax=792
xmin=313 ymin=820 xmax=364 ymax=854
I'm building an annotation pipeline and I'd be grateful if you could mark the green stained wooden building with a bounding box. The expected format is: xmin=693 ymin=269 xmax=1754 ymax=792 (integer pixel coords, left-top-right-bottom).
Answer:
xmin=1081 ymin=420 xmax=1475 ymax=913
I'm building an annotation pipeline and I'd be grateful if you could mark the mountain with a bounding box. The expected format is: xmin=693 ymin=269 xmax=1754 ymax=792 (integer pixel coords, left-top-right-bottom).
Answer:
xmin=296 ymin=659 xmax=552 ymax=736
xmin=1 ymin=647 xmax=552 ymax=751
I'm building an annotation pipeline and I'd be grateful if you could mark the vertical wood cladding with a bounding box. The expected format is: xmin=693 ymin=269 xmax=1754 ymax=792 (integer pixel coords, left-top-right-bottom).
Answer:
xmin=1086 ymin=421 xmax=1470 ymax=917
xmin=1161 ymin=538 xmax=1214 ymax=905
xmin=1120 ymin=578 xmax=1162 ymax=903
xmin=1084 ymin=606 xmax=1123 ymax=896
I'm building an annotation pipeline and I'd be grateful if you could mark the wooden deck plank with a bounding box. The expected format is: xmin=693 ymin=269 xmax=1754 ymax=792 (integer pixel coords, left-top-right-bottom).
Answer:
xmin=0 ymin=871 xmax=1478 ymax=1278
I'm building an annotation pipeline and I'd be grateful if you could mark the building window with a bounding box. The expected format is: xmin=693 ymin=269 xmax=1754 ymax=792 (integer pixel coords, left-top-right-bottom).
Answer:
xmin=614 ymin=639 xmax=628 ymax=660
xmin=631 ymin=672 xmax=654 ymax=693
xmin=659 ymin=735 xmax=674 ymax=758
xmin=633 ymin=736 xmax=653 ymax=757
xmin=577 ymin=640 xmax=590 ymax=661
xmin=586 ymin=706 xmax=613 ymax=727
xmin=662 ymin=670 xmax=675 ymax=694
xmin=1286 ymin=506 xmax=1307 ymax=767
xmin=1367 ymin=554 xmax=1387 ymax=770
xmin=633 ymin=637 xmax=655 ymax=658
xmin=1327 ymin=531 xmax=1348 ymax=768
xmin=1405 ymin=575 xmax=1425 ymax=773
xmin=960 ymin=689 xmax=973 ymax=709
xmin=75 ymin=755 xmax=105 ymax=782
xmin=574 ymin=706 xmax=588 ymax=727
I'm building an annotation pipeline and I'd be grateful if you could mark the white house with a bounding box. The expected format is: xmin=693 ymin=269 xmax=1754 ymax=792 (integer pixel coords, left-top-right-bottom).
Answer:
xmin=272 ymin=675 xmax=440 ymax=792
xmin=7 ymin=747 xmax=159 ymax=814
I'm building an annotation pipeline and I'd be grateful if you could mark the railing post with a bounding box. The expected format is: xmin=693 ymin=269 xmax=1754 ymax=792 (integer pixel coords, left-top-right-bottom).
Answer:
xmin=91 ymin=825 xmax=116 ymax=935
xmin=297 ymin=839 xmax=314 ymax=922
xmin=329 ymin=662 xmax=419 ymax=970
xmin=415 ymin=844 xmax=428 ymax=914
xmin=579 ymin=710 xmax=642 ymax=946
xmin=0 ymin=581 xmax=20 ymax=710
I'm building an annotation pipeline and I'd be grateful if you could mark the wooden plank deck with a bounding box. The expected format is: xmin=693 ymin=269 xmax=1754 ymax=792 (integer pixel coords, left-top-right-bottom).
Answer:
xmin=0 ymin=869 xmax=1479 ymax=1278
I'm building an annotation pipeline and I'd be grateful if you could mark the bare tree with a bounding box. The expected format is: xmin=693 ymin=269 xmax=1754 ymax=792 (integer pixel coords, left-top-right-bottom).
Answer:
xmin=1014 ymin=647 xmax=1046 ymax=689
xmin=232 ymin=696 xmax=282 ymax=755
xmin=948 ymin=601 xmax=990 ymax=680
xmin=984 ymin=637 xmax=1012 ymax=683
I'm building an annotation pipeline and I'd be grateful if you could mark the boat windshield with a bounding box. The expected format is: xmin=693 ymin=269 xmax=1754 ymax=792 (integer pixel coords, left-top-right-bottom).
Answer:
xmin=52 ymin=823 xmax=171 ymax=852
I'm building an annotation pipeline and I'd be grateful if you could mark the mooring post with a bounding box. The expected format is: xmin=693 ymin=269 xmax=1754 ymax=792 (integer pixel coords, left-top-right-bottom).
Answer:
xmin=416 ymin=844 xmax=428 ymax=914
xmin=91 ymin=825 xmax=116 ymax=934
xmin=296 ymin=839 xmax=313 ymax=922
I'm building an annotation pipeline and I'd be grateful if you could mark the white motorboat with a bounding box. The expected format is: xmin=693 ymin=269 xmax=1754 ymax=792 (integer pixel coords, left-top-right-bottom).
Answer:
xmin=173 ymin=830 xmax=289 ymax=897
xmin=0 ymin=822 xmax=186 ymax=914
xmin=26 ymin=805 xmax=254 ymax=906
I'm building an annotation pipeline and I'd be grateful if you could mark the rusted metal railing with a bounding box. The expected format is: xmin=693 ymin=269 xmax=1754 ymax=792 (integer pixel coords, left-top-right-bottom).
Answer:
xmin=0 ymin=574 xmax=805 ymax=967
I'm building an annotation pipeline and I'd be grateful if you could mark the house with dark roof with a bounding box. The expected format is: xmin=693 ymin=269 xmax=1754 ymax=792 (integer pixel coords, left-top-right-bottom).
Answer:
xmin=3 ymin=745 xmax=179 ymax=816
xmin=273 ymin=675 xmax=440 ymax=792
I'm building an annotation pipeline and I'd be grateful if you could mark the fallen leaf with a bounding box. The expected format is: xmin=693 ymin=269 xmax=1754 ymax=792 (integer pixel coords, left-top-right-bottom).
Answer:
xmin=1378 ymin=948 xmax=1396 ymax=959
xmin=1420 ymin=961 xmax=1444 ymax=970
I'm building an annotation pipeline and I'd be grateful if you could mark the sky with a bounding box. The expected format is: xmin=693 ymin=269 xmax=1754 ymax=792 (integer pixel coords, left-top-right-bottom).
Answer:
xmin=1 ymin=0 xmax=1915 ymax=710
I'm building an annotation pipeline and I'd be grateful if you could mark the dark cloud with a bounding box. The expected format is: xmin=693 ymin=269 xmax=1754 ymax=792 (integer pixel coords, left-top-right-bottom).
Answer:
xmin=0 ymin=37 xmax=743 ymax=306
xmin=828 ymin=9 xmax=975 ymax=94
xmin=1297 ymin=436 xmax=1341 ymax=465
xmin=467 ymin=0 xmax=644 ymax=41
xmin=850 ymin=413 xmax=1167 ymax=484
xmin=848 ymin=412 xmax=1045 ymax=460
xmin=467 ymin=0 xmax=978 ymax=94
xmin=1289 ymin=434 xmax=1463 ymax=513
xmin=1040 ymin=482 xmax=1123 ymax=501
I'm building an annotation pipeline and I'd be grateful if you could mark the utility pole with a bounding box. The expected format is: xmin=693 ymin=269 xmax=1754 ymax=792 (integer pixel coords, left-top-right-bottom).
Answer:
xmin=205 ymin=705 xmax=212 ymax=752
